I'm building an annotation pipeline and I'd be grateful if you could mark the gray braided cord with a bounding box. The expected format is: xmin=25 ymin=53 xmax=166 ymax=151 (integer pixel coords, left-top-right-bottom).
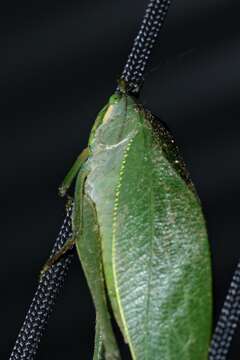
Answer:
xmin=9 ymin=0 xmax=240 ymax=358
xmin=209 ymin=261 xmax=240 ymax=360
xmin=9 ymin=204 xmax=73 ymax=360
xmin=9 ymin=0 xmax=173 ymax=358
xmin=121 ymin=0 xmax=171 ymax=94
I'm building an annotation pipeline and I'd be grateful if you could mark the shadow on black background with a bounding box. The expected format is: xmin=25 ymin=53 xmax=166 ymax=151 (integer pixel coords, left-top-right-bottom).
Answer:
xmin=1 ymin=0 xmax=240 ymax=358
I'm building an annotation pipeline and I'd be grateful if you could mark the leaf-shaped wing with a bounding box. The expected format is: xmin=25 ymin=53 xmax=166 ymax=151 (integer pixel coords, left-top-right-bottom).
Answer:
xmin=112 ymin=114 xmax=212 ymax=360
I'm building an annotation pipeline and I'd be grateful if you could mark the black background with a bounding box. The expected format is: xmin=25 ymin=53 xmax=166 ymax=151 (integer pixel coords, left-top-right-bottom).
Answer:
xmin=2 ymin=0 xmax=240 ymax=358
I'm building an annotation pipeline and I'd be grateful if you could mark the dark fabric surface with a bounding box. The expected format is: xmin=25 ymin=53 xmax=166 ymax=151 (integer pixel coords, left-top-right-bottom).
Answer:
xmin=1 ymin=0 xmax=240 ymax=359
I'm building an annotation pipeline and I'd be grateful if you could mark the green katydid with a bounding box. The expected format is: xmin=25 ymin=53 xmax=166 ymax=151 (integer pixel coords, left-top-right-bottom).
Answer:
xmin=42 ymin=83 xmax=212 ymax=360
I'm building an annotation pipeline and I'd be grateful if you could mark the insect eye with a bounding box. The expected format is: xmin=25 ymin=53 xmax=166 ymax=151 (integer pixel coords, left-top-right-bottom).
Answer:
xmin=109 ymin=93 xmax=121 ymax=105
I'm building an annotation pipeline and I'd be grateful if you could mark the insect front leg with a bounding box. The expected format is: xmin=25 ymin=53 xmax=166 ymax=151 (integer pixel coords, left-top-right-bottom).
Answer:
xmin=59 ymin=147 xmax=89 ymax=197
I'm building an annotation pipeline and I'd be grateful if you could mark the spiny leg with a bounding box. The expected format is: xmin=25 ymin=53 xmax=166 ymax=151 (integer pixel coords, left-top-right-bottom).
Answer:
xmin=72 ymin=167 xmax=89 ymax=235
xmin=93 ymin=315 xmax=104 ymax=360
xmin=41 ymin=169 xmax=89 ymax=277
xmin=43 ymin=196 xmax=74 ymax=272
xmin=76 ymin=194 xmax=121 ymax=360
xmin=59 ymin=147 xmax=89 ymax=197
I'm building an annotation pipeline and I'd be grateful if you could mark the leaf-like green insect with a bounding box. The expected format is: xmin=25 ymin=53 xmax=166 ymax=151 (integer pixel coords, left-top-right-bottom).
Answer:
xmin=43 ymin=86 xmax=212 ymax=359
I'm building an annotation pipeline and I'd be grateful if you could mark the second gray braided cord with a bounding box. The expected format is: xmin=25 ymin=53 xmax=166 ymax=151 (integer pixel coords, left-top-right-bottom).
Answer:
xmin=209 ymin=261 xmax=240 ymax=360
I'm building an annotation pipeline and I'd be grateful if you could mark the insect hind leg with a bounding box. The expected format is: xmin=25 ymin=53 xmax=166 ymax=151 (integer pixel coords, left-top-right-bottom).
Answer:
xmin=41 ymin=169 xmax=89 ymax=278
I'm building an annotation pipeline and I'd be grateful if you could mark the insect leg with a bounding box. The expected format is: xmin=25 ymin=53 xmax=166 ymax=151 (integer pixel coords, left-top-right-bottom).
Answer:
xmin=76 ymin=195 xmax=121 ymax=360
xmin=93 ymin=315 xmax=104 ymax=360
xmin=41 ymin=169 xmax=89 ymax=277
xmin=59 ymin=147 xmax=89 ymax=197
xmin=40 ymin=237 xmax=75 ymax=276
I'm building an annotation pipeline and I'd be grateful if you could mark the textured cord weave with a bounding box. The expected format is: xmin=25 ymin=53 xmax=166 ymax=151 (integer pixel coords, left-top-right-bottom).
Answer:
xmin=9 ymin=1 xmax=173 ymax=359
xmin=209 ymin=260 xmax=240 ymax=360
xmin=9 ymin=205 xmax=73 ymax=360
xmin=121 ymin=0 xmax=171 ymax=94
